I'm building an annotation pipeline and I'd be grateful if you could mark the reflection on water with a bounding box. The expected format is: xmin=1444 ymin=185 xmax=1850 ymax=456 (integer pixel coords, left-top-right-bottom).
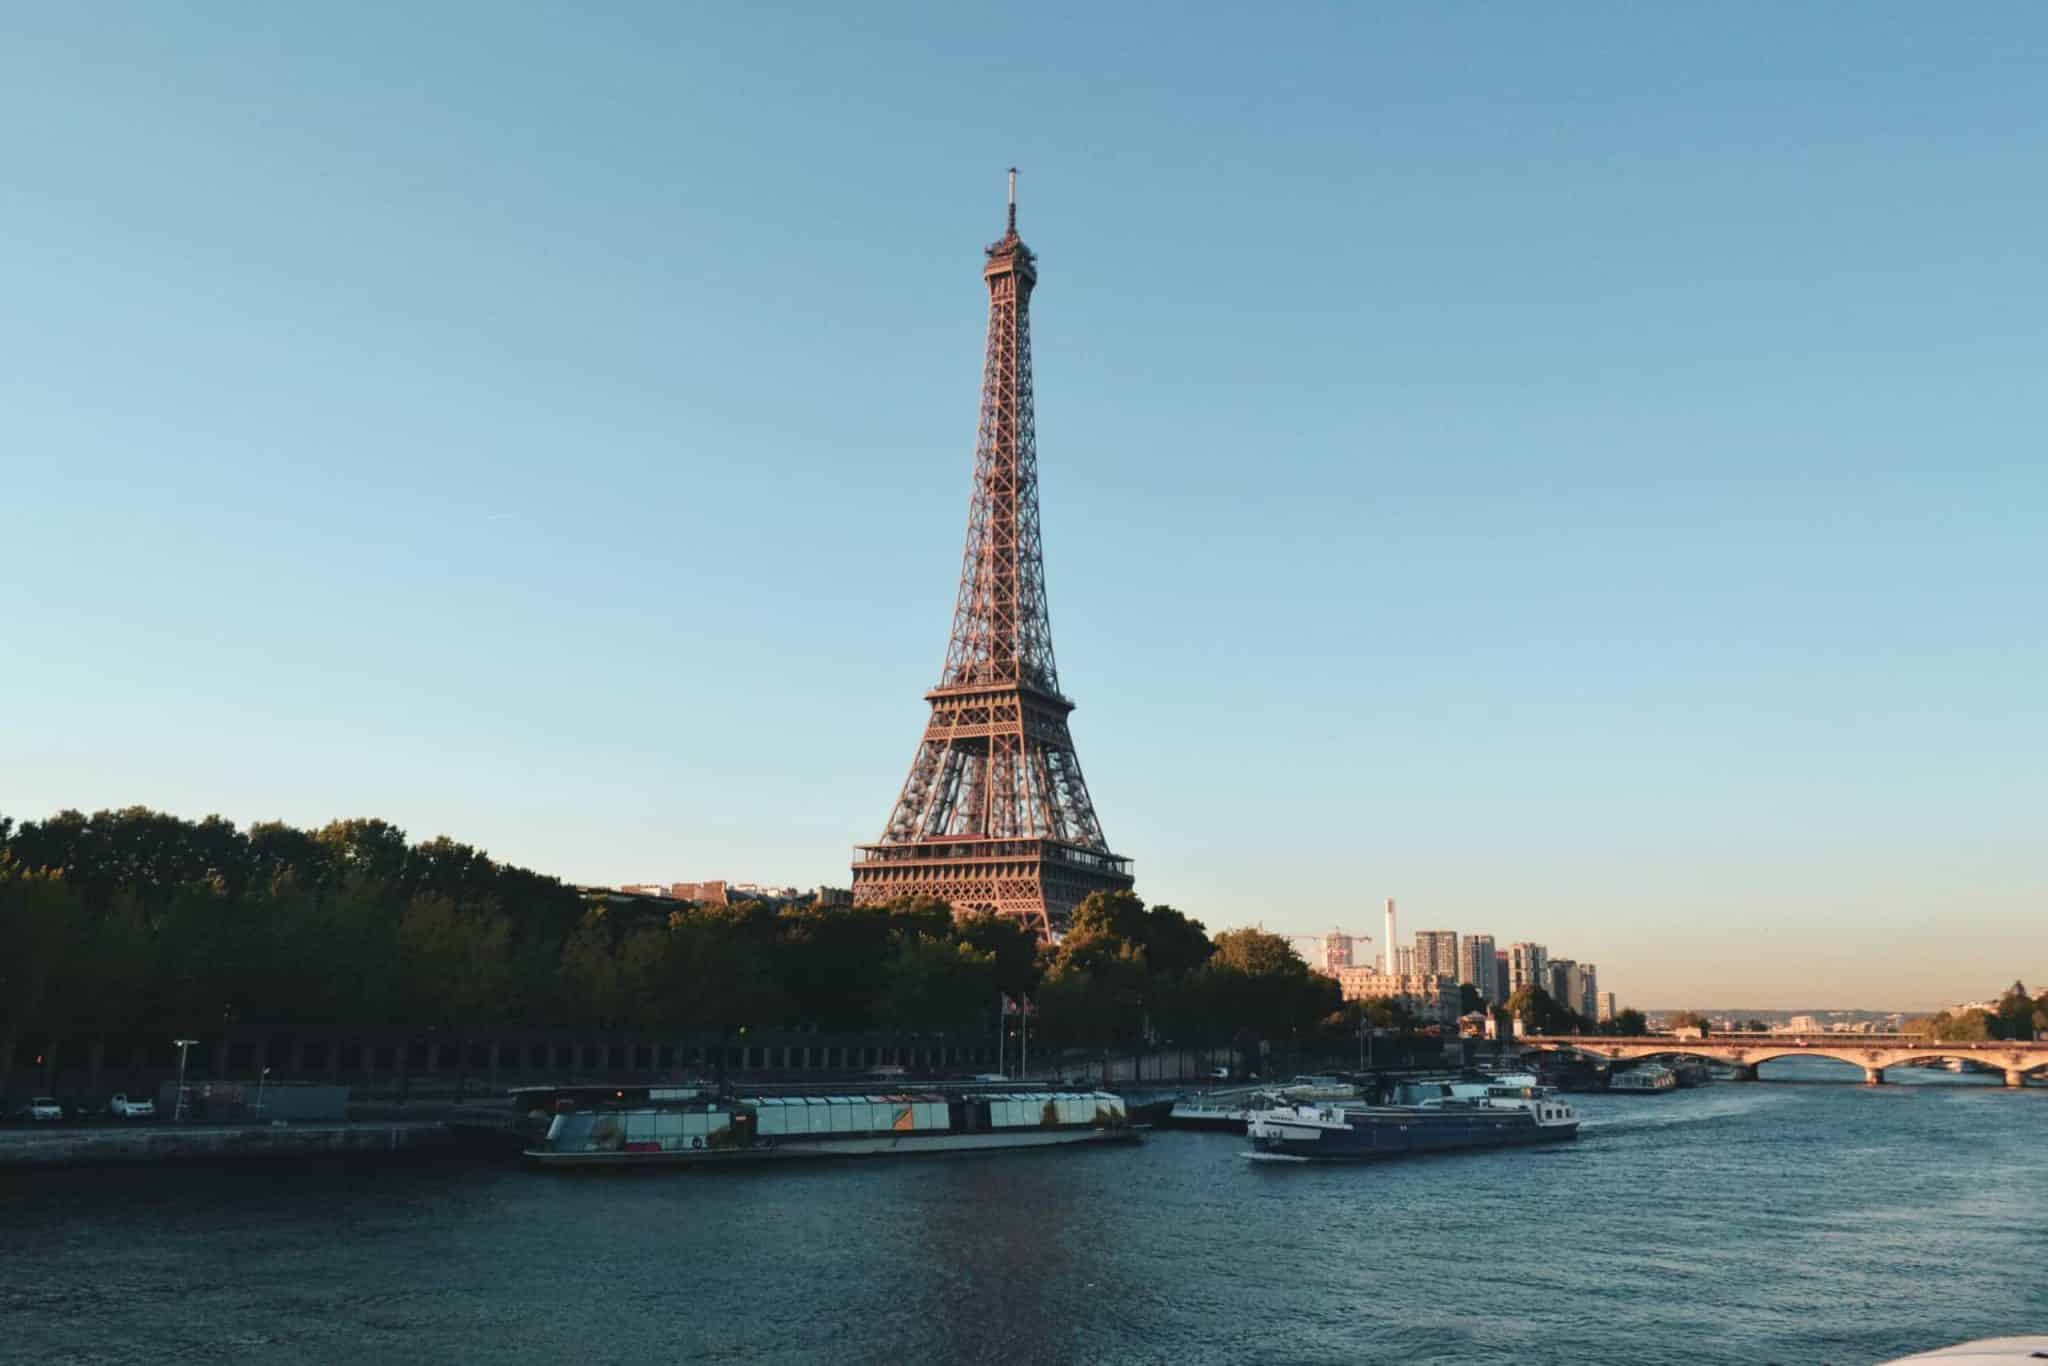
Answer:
xmin=3 ymin=1074 xmax=2044 ymax=1365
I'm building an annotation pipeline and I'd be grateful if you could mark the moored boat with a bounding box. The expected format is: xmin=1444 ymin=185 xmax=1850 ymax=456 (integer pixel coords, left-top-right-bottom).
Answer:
xmin=1164 ymin=1089 xmax=1281 ymax=1132
xmin=1670 ymin=1059 xmax=1714 ymax=1088
xmin=524 ymin=1085 xmax=1138 ymax=1167
xmin=1608 ymin=1064 xmax=1679 ymax=1093
xmin=1112 ymin=1086 xmax=1184 ymax=1125
xmin=1244 ymin=1083 xmax=1578 ymax=1162
xmin=1394 ymin=1071 xmax=1540 ymax=1107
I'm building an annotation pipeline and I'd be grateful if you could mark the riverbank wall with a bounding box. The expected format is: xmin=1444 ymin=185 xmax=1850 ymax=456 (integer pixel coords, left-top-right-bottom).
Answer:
xmin=0 ymin=1120 xmax=457 ymax=1168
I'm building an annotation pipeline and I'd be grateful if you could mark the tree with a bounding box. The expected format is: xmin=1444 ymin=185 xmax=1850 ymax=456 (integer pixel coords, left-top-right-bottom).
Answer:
xmin=1135 ymin=903 xmax=1213 ymax=982
xmin=0 ymin=871 xmax=80 ymax=1085
xmin=1918 ymin=1009 xmax=1993 ymax=1043
xmin=880 ymin=934 xmax=997 ymax=1035
xmin=559 ymin=909 xmax=629 ymax=1027
xmin=1507 ymin=985 xmax=1585 ymax=1035
xmin=1609 ymin=1008 xmax=1647 ymax=1037
xmin=1994 ymin=982 xmax=2035 ymax=1041
xmin=1196 ymin=930 xmax=1339 ymax=1046
xmin=1668 ymin=1010 xmax=1714 ymax=1034
xmin=773 ymin=903 xmax=898 ymax=1028
xmin=954 ymin=913 xmax=1042 ymax=1003
xmin=1458 ymin=983 xmax=1485 ymax=1015
xmin=663 ymin=904 xmax=787 ymax=1041
xmin=314 ymin=818 xmax=411 ymax=885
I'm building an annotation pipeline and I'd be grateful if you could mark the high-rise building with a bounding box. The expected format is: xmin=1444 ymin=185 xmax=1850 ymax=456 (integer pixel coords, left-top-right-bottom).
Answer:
xmin=1319 ymin=930 xmax=1356 ymax=975
xmin=1414 ymin=930 xmax=1459 ymax=981
xmin=1494 ymin=950 xmax=1508 ymax=995
xmin=1396 ymin=945 xmax=1416 ymax=976
xmin=1549 ymin=959 xmax=1577 ymax=1010
xmin=1597 ymin=991 xmax=1616 ymax=1024
xmin=1507 ymin=943 xmax=1547 ymax=996
xmin=1460 ymin=934 xmax=1499 ymax=1002
xmin=1578 ymin=963 xmax=1599 ymax=1020
xmin=851 ymin=175 xmax=1132 ymax=935
xmin=1382 ymin=898 xmax=1397 ymax=975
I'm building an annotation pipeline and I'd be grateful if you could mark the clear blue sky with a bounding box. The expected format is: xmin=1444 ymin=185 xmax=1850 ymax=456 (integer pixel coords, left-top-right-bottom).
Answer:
xmin=3 ymin=5 xmax=2042 ymax=1010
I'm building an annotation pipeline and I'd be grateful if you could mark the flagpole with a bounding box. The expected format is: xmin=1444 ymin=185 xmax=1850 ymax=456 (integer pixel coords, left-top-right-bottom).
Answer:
xmin=997 ymin=992 xmax=1006 ymax=1079
xmin=1022 ymin=994 xmax=1029 ymax=1082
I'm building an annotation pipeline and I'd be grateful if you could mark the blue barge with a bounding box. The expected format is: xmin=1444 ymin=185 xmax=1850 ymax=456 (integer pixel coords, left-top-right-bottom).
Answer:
xmin=1244 ymin=1084 xmax=1579 ymax=1162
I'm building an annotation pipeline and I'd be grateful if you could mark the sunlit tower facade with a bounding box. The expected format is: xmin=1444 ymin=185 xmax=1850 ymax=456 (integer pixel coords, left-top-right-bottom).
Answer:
xmin=850 ymin=173 xmax=1133 ymax=937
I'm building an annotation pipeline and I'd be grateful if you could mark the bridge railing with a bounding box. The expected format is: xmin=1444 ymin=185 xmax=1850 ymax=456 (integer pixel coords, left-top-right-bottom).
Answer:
xmin=1519 ymin=1034 xmax=2046 ymax=1050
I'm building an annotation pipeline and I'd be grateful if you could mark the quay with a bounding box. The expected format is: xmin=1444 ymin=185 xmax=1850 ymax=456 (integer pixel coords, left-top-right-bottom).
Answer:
xmin=1519 ymin=1034 xmax=2048 ymax=1087
xmin=0 ymin=1119 xmax=456 ymax=1168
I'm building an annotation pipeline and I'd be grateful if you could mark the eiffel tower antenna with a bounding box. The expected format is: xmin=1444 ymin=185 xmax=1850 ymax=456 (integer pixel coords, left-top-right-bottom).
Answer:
xmin=851 ymin=175 xmax=1133 ymax=937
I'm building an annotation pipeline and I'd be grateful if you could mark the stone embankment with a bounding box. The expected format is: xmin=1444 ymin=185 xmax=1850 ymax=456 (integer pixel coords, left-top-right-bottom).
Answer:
xmin=0 ymin=1119 xmax=457 ymax=1168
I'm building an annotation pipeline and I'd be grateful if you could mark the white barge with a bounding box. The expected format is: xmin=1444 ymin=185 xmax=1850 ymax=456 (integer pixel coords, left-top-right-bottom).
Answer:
xmin=1608 ymin=1064 xmax=1679 ymax=1093
xmin=524 ymin=1086 xmax=1139 ymax=1168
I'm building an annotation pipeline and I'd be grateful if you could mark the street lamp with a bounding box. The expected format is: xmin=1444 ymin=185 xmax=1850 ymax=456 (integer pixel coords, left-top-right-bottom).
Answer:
xmin=172 ymin=1039 xmax=197 ymax=1123
xmin=254 ymin=1066 xmax=272 ymax=1122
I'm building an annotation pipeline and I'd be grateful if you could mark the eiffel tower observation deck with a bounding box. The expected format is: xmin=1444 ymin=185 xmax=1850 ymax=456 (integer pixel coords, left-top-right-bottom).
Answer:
xmin=852 ymin=172 xmax=1133 ymax=937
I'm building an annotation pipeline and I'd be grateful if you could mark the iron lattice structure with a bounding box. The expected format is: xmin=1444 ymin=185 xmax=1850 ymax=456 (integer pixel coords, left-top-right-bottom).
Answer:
xmin=852 ymin=176 xmax=1133 ymax=937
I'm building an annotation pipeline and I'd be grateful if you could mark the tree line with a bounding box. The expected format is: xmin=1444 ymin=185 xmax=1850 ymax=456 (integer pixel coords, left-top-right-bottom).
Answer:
xmin=1501 ymin=984 xmax=1646 ymax=1037
xmin=0 ymin=807 xmax=1351 ymax=1073
xmin=1908 ymin=983 xmax=2047 ymax=1042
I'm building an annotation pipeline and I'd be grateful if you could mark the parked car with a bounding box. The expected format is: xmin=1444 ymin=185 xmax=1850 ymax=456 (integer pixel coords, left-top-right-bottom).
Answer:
xmin=108 ymin=1093 xmax=155 ymax=1119
xmin=19 ymin=1097 xmax=64 ymax=1121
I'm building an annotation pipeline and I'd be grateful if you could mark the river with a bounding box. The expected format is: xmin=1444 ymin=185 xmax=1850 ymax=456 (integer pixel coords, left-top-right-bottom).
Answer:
xmin=3 ymin=1060 xmax=2043 ymax=1365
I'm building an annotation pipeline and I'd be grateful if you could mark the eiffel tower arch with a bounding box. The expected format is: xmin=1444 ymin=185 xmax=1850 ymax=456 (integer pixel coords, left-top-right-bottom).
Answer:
xmin=852 ymin=173 xmax=1134 ymax=938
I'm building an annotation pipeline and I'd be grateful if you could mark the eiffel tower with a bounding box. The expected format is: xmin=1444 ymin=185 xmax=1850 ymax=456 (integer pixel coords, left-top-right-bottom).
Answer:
xmin=851 ymin=172 xmax=1133 ymax=937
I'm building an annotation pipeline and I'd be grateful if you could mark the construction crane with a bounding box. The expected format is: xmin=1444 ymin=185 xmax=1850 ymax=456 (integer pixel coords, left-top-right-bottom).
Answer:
xmin=1285 ymin=928 xmax=1376 ymax=972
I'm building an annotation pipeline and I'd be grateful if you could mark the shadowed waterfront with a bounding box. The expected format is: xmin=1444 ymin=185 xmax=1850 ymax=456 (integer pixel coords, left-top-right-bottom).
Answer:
xmin=4 ymin=1062 xmax=2044 ymax=1365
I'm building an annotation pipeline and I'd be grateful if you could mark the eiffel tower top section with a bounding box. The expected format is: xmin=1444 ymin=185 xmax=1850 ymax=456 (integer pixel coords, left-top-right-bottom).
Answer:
xmin=939 ymin=167 xmax=1060 ymax=701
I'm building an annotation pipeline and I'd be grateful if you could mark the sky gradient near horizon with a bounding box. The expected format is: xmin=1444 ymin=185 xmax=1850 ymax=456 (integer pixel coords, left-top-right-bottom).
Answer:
xmin=4 ymin=5 xmax=2043 ymax=1010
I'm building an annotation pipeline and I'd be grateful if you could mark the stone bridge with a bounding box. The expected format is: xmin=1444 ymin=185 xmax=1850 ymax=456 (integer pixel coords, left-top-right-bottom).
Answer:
xmin=1516 ymin=1034 xmax=2048 ymax=1086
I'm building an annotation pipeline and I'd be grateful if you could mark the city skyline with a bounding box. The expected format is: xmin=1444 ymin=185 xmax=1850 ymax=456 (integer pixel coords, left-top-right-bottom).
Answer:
xmin=3 ymin=7 xmax=2044 ymax=1010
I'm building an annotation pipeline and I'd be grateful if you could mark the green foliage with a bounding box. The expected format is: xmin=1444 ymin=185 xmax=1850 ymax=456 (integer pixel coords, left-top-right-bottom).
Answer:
xmin=1608 ymin=1008 xmax=1648 ymax=1036
xmin=0 ymin=807 xmax=1381 ymax=1060
xmin=1506 ymin=985 xmax=1592 ymax=1035
xmin=1913 ymin=987 xmax=2040 ymax=1043
xmin=1181 ymin=929 xmax=1339 ymax=1047
xmin=1994 ymin=982 xmax=2036 ymax=1041
xmin=1915 ymin=1008 xmax=1994 ymax=1042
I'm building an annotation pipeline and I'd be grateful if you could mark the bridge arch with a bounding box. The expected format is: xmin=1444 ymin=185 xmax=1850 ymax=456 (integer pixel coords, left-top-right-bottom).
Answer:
xmin=1515 ymin=1043 xmax=1727 ymax=1067
xmin=1876 ymin=1053 xmax=2023 ymax=1074
xmin=1515 ymin=1041 xmax=1885 ymax=1077
xmin=1730 ymin=1048 xmax=1874 ymax=1071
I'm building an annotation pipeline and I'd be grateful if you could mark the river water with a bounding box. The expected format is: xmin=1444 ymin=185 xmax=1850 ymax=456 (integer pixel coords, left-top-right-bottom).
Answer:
xmin=4 ymin=1061 xmax=2043 ymax=1365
